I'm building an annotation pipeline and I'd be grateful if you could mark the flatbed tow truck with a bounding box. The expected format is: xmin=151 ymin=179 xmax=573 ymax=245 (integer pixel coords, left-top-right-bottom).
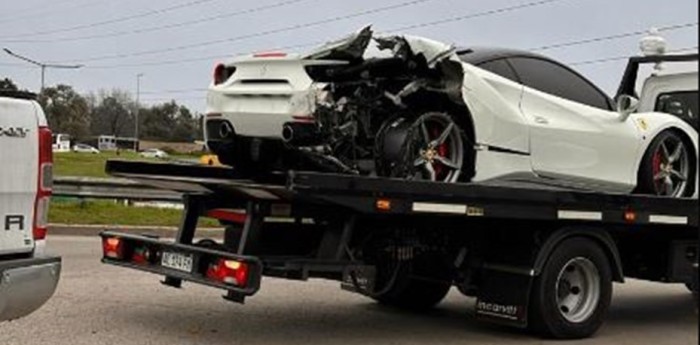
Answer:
xmin=100 ymin=159 xmax=698 ymax=339
xmin=99 ymin=53 xmax=698 ymax=339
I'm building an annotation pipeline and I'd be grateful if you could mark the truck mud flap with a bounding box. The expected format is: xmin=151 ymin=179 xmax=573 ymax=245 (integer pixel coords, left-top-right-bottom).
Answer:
xmin=475 ymin=264 xmax=534 ymax=328
xmin=99 ymin=231 xmax=263 ymax=299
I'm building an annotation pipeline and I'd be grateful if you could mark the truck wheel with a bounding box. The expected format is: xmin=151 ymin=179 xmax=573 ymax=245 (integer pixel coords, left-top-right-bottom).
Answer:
xmin=371 ymin=253 xmax=451 ymax=310
xmin=529 ymin=238 xmax=612 ymax=339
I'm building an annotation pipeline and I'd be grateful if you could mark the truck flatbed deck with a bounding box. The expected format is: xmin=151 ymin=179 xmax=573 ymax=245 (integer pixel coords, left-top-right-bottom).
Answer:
xmin=106 ymin=160 xmax=696 ymax=226
xmin=100 ymin=159 xmax=698 ymax=339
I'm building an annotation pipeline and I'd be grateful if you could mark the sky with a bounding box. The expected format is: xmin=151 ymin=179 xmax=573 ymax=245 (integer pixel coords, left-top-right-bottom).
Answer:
xmin=0 ymin=0 xmax=697 ymax=114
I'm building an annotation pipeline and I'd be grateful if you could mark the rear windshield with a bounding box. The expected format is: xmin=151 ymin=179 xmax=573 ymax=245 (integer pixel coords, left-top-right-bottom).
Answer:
xmin=654 ymin=91 xmax=698 ymax=130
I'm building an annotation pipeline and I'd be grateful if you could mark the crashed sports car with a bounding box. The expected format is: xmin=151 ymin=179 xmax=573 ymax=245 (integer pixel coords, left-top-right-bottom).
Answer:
xmin=205 ymin=26 xmax=698 ymax=198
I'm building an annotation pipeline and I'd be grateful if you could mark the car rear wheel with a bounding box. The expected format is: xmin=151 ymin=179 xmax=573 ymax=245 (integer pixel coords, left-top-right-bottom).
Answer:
xmin=638 ymin=130 xmax=693 ymax=197
xmin=378 ymin=112 xmax=470 ymax=183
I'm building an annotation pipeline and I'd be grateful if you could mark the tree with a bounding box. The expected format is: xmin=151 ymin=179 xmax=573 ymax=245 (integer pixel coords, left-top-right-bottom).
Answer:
xmin=39 ymin=85 xmax=91 ymax=140
xmin=0 ymin=78 xmax=19 ymax=91
xmin=140 ymin=101 xmax=199 ymax=142
xmin=89 ymin=89 xmax=135 ymax=137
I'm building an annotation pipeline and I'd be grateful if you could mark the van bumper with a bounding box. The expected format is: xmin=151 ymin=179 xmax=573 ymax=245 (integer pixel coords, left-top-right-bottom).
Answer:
xmin=0 ymin=256 xmax=61 ymax=321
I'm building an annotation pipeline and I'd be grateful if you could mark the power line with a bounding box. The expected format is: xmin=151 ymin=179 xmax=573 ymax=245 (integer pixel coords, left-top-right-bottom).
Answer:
xmin=2 ymin=0 xmax=313 ymax=44
xmin=0 ymin=0 xmax=220 ymax=39
xmin=531 ymin=22 xmax=699 ymax=51
xmin=50 ymin=0 xmax=438 ymax=63
xmin=570 ymin=46 xmax=699 ymax=66
xmin=385 ymin=0 xmax=568 ymax=33
xmin=76 ymin=0 xmax=567 ymax=67
xmin=134 ymin=44 xmax=699 ymax=97
xmin=0 ymin=0 xmax=112 ymax=25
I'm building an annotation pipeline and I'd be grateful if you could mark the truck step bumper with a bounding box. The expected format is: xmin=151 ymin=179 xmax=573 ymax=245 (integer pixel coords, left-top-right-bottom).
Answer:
xmin=100 ymin=231 xmax=262 ymax=299
xmin=0 ymin=256 xmax=62 ymax=321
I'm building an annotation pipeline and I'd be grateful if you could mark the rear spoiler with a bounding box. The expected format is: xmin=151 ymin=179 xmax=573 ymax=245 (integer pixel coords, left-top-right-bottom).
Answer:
xmin=615 ymin=53 xmax=699 ymax=99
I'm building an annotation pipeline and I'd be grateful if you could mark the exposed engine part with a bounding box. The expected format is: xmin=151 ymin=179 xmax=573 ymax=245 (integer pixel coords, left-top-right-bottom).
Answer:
xmin=274 ymin=26 xmax=471 ymax=180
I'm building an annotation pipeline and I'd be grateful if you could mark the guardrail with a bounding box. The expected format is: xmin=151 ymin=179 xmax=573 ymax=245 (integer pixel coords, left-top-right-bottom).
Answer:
xmin=53 ymin=176 xmax=182 ymax=202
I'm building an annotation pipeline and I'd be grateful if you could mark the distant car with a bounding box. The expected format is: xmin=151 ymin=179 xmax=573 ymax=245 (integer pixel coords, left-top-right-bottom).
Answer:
xmin=140 ymin=148 xmax=169 ymax=159
xmin=72 ymin=143 xmax=99 ymax=154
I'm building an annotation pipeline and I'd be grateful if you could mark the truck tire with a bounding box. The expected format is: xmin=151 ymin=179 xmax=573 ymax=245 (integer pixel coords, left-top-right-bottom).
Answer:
xmin=371 ymin=253 xmax=451 ymax=310
xmin=529 ymin=238 xmax=612 ymax=339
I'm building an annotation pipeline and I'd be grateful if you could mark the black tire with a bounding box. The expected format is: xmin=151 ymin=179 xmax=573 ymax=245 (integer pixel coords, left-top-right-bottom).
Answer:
xmin=529 ymin=238 xmax=613 ymax=339
xmin=376 ymin=112 xmax=473 ymax=183
xmin=637 ymin=130 xmax=695 ymax=197
xmin=371 ymin=253 xmax=452 ymax=310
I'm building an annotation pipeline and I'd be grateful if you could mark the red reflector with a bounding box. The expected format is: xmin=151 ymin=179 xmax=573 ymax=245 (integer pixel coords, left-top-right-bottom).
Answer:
xmin=206 ymin=259 xmax=249 ymax=286
xmin=103 ymin=237 xmax=125 ymax=259
xmin=291 ymin=115 xmax=315 ymax=123
xmin=253 ymin=52 xmax=287 ymax=58
xmin=33 ymin=227 xmax=47 ymax=241
xmin=206 ymin=209 xmax=247 ymax=224
xmin=624 ymin=210 xmax=637 ymax=223
xmin=132 ymin=246 xmax=150 ymax=264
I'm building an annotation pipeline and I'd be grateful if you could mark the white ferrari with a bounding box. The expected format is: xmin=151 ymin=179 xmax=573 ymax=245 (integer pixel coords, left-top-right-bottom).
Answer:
xmin=205 ymin=26 xmax=698 ymax=198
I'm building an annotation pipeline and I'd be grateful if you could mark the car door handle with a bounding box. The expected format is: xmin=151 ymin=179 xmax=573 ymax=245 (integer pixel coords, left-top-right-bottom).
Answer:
xmin=534 ymin=116 xmax=549 ymax=124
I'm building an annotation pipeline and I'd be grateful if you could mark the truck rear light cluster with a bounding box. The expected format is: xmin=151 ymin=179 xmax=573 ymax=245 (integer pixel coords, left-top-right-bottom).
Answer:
xmin=131 ymin=245 xmax=152 ymax=264
xmin=103 ymin=237 xmax=125 ymax=259
xmin=206 ymin=259 xmax=249 ymax=287
xmin=34 ymin=126 xmax=53 ymax=240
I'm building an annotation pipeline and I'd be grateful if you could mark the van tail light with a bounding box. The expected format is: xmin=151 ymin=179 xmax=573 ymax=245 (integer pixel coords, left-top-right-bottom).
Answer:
xmin=206 ymin=259 xmax=249 ymax=287
xmin=34 ymin=126 xmax=53 ymax=240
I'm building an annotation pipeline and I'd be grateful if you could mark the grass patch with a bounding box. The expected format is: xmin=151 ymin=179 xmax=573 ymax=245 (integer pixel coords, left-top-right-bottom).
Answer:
xmin=50 ymin=199 xmax=220 ymax=228
xmin=54 ymin=151 xmax=201 ymax=178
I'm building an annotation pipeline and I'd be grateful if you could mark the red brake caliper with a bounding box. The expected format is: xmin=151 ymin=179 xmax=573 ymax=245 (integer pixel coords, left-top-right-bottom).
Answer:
xmin=430 ymin=126 xmax=446 ymax=179
xmin=652 ymin=149 xmax=663 ymax=193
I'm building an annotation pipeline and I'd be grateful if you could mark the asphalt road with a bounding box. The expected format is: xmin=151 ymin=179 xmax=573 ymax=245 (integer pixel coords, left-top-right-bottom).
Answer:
xmin=1 ymin=236 xmax=697 ymax=345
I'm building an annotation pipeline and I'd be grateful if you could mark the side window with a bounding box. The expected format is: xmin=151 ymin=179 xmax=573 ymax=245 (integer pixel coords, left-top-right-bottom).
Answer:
xmin=655 ymin=91 xmax=698 ymax=130
xmin=508 ymin=57 xmax=611 ymax=110
xmin=476 ymin=59 xmax=519 ymax=83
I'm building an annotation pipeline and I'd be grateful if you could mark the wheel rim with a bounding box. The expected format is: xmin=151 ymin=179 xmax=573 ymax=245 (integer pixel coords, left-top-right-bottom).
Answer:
xmin=411 ymin=114 xmax=464 ymax=183
xmin=555 ymin=257 xmax=601 ymax=323
xmin=651 ymin=136 xmax=689 ymax=197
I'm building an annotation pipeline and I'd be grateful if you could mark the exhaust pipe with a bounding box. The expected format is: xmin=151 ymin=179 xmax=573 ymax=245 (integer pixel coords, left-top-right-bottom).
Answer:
xmin=282 ymin=122 xmax=321 ymax=146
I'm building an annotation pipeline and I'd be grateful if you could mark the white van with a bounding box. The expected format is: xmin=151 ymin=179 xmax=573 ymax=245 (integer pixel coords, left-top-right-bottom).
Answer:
xmin=0 ymin=90 xmax=61 ymax=321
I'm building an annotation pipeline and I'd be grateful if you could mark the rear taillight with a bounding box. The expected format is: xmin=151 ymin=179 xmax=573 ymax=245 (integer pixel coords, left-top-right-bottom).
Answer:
xmin=206 ymin=259 xmax=249 ymax=287
xmin=213 ymin=63 xmax=226 ymax=85
xmin=34 ymin=126 xmax=53 ymax=240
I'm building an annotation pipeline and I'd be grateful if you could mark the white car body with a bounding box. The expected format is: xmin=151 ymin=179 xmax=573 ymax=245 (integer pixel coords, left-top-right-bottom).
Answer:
xmin=0 ymin=91 xmax=61 ymax=321
xmin=72 ymin=143 xmax=99 ymax=154
xmin=206 ymin=28 xmax=698 ymax=197
xmin=140 ymin=148 xmax=169 ymax=159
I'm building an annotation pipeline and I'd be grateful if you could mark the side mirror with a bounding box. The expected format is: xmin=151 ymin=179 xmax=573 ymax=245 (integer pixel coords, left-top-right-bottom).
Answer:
xmin=616 ymin=95 xmax=639 ymax=122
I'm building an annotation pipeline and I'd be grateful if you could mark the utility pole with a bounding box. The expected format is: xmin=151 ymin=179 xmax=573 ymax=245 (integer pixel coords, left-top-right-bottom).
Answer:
xmin=3 ymin=48 xmax=83 ymax=90
xmin=134 ymin=73 xmax=144 ymax=151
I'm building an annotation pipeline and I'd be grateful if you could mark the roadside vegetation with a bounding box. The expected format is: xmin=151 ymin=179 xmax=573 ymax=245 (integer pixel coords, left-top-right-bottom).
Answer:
xmin=50 ymin=199 xmax=220 ymax=228
xmin=54 ymin=151 xmax=199 ymax=178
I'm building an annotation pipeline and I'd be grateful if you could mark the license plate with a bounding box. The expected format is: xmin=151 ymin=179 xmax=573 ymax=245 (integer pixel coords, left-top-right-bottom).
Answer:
xmin=161 ymin=251 xmax=194 ymax=272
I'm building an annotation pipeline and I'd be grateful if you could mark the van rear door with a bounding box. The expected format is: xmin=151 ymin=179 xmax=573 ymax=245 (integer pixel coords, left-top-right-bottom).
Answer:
xmin=0 ymin=96 xmax=39 ymax=255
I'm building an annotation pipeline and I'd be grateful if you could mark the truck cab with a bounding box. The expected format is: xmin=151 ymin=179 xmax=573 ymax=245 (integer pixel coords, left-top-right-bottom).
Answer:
xmin=0 ymin=90 xmax=61 ymax=322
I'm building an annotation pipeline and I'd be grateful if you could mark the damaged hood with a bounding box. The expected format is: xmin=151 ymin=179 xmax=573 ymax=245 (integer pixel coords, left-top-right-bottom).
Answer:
xmin=303 ymin=25 xmax=458 ymax=66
